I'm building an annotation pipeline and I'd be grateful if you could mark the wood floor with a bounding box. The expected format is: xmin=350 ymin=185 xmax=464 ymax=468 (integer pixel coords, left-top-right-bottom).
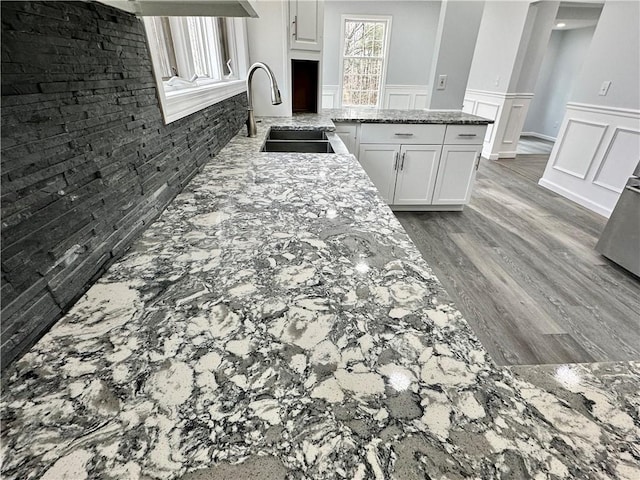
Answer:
xmin=516 ymin=135 xmax=555 ymax=155
xmin=495 ymin=155 xmax=548 ymax=183
xmin=396 ymin=156 xmax=640 ymax=366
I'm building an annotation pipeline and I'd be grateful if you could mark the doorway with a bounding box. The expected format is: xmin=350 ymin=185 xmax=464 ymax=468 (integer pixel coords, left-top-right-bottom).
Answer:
xmin=518 ymin=2 xmax=602 ymax=166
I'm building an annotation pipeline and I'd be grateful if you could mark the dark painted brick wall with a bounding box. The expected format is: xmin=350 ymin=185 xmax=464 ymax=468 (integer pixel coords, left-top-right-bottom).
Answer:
xmin=1 ymin=1 xmax=248 ymax=367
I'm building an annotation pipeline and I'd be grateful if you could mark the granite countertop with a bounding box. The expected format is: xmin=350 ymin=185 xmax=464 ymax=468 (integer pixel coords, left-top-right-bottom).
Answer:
xmin=324 ymin=107 xmax=494 ymax=124
xmin=1 ymin=116 xmax=638 ymax=480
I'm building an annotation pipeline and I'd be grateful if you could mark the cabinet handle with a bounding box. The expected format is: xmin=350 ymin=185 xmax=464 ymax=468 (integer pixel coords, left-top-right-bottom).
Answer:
xmin=393 ymin=152 xmax=398 ymax=171
xmin=400 ymin=152 xmax=406 ymax=171
xmin=475 ymin=153 xmax=481 ymax=170
xmin=293 ymin=15 xmax=297 ymax=39
xmin=394 ymin=133 xmax=414 ymax=137
xmin=458 ymin=133 xmax=477 ymax=137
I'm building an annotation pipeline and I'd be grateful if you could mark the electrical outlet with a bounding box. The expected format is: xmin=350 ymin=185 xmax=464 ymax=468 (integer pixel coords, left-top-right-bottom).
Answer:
xmin=437 ymin=75 xmax=447 ymax=90
xmin=495 ymin=76 xmax=500 ymax=87
xmin=599 ymin=81 xmax=611 ymax=96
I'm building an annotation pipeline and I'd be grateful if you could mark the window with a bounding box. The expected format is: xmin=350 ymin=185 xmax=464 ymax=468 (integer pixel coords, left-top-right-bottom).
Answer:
xmin=340 ymin=16 xmax=391 ymax=108
xmin=143 ymin=16 xmax=249 ymax=123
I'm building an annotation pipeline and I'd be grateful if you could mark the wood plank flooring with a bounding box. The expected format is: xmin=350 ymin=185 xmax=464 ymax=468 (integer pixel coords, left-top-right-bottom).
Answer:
xmin=395 ymin=156 xmax=640 ymax=366
xmin=495 ymin=155 xmax=548 ymax=183
xmin=516 ymin=135 xmax=555 ymax=155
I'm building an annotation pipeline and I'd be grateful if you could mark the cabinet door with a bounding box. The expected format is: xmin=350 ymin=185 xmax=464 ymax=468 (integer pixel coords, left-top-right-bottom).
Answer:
xmin=289 ymin=0 xmax=323 ymax=51
xmin=392 ymin=145 xmax=442 ymax=205
xmin=358 ymin=144 xmax=399 ymax=204
xmin=432 ymin=145 xmax=481 ymax=205
xmin=335 ymin=123 xmax=358 ymax=155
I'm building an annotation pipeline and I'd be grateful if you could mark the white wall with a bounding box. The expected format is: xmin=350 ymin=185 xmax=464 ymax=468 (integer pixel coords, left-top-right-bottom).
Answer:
xmin=511 ymin=1 xmax=559 ymax=94
xmin=466 ymin=1 xmax=530 ymax=93
xmin=539 ymin=1 xmax=640 ymax=218
xmin=570 ymin=0 xmax=640 ymax=110
xmin=246 ymin=0 xmax=291 ymax=116
xmin=322 ymin=1 xmax=440 ymax=87
xmin=524 ymin=27 xmax=595 ymax=140
xmin=465 ymin=1 xmax=567 ymax=159
xmin=426 ymin=0 xmax=484 ymax=110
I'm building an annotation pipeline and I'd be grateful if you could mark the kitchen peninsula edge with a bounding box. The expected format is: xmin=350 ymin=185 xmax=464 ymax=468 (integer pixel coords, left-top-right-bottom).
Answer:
xmin=1 ymin=115 xmax=637 ymax=480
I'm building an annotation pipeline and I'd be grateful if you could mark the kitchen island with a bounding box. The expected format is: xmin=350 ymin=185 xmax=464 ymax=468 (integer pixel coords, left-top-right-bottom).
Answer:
xmin=1 ymin=116 xmax=638 ymax=480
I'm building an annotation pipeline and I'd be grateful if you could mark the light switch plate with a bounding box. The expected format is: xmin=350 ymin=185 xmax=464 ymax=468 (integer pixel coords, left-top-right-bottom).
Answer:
xmin=599 ymin=80 xmax=611 ymax=96
xmin=437 ymin=75 xmax=447 ymax=90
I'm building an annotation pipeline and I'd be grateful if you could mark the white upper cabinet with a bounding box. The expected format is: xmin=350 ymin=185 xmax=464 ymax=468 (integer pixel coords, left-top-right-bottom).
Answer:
xmin=289 ymin=0 xmax=324 ymax=51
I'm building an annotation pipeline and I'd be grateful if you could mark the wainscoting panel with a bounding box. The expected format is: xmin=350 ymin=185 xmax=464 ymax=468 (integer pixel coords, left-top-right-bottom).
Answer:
xmin=551 ymin=119 xmax=608 ymax=179
xmin=476 ymin=102 xmax=499 ymax=145
xmin=414 ymin=94 xmax=428 ymax=109
xmin=464 ymin=90 xmax=534 ymax=160
xmin=463 ymin=90 xmax=502 ymax=158
xmin=462 ymin=99 xmax=475 ymax=114
xmin=386 ymin=92 xmax=412 ymax=110
xmin=382 ymin=85 xmax=429 ymax=110
xmin=321 ymin=85 xmax=339 ymax=109
xmin=540 ymin=102 xmax=640 ymax=217
xmin=502 ymin=104 xmax=525 ymax=145
xmin=323 ymin=84 xmax=429 ymax=110
xmin=592 ymin=128 xmax=640 ymax=193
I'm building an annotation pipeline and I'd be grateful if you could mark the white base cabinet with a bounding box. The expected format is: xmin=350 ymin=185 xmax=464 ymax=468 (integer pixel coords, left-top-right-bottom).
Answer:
xmin=432 ymin=145 xmax=481 ymax=205
xmin=357 ymin=144 xmax=398 ymax=203
xmin=357 ymin=144 xmax=442 ymax=206
xmin=356 ymin=123 xmax=486 ymax=209
xmin=334 ymin=122 xmax=358 ymax=155
xmin=392 ymin=145 xmax=442 ymax=205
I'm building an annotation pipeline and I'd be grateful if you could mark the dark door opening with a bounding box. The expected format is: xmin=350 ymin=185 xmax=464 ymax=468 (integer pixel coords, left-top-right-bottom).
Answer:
xmin=291 ymin=59 xmax=319 ymax=113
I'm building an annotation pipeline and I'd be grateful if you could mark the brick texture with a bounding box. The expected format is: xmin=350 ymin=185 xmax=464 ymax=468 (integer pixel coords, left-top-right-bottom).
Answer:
xmin=1 ymin=1 xmax=248 ymax=368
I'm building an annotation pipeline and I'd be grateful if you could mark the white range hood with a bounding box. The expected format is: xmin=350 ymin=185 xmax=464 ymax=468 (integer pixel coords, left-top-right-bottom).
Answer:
xmin=96 ymin=0 xmax=258 ymax=17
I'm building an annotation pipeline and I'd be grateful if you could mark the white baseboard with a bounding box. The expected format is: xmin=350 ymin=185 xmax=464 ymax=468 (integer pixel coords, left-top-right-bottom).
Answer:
xmin=521 ymin=131 xmax=557 ymax=142
xmin=538 ymin=178 xmax=611 ymax=218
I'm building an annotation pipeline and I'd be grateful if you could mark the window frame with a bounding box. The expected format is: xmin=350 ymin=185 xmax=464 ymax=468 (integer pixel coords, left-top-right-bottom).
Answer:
xmin=338 ymin=14 xmax=392 ymax=109
xmin=143 ymin=16 xmax=249 ymax=124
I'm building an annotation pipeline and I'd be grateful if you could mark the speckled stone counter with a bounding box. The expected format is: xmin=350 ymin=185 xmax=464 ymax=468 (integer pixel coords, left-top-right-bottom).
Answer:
xmin=1 ymin=117 xmax=638 ymax=480
xmin=324 ymin=107 xmax=493 ymax=124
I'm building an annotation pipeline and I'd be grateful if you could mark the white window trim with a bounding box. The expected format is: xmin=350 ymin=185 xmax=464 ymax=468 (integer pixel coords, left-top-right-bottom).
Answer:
xmin=143 ymin=17 xmax=249 ymax=124
xmin=338 ymin=14 xmax=392 ymax=109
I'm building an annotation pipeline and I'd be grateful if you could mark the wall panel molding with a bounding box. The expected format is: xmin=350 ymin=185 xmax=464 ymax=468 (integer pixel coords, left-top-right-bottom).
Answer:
xmin=502 ymin=103 xmax=526 ymax=145
xmin=465 ymin=88 xmax=534 ymax=100
xmin=592 ymin=127 xmax=640 ymax=193
xmin=565 ymin=102 xmax=640 ymax=119
xmin=540 ymin=102 xmax=640 ymax=218
xmin=382 ymin=85 xmax=429 ymax=110
xmin=321 ymin=84 xmax=339 ymax=109
xmin=551 ymin=119 xmax=608 ymax=179
xmin=463 ymin=89 xmax=537 ymax=159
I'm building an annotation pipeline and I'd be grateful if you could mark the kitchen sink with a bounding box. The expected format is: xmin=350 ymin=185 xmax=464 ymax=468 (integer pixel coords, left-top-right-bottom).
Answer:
xmin=267 ymin=129 xmax=328 ymax=141
xmin=262 ymin=140 xmax=335 ymax=153
xmin=261 ymin=128 xmax=334 ymax=153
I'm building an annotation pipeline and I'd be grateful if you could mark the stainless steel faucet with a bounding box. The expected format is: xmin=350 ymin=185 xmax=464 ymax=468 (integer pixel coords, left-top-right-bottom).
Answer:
xmin=246 ymin=62 xmax=282 ymax=137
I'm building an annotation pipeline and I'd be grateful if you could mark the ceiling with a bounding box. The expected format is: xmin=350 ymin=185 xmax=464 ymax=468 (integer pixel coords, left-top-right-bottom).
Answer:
xmin=553 ymin=1 xmax=603 ymax=30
